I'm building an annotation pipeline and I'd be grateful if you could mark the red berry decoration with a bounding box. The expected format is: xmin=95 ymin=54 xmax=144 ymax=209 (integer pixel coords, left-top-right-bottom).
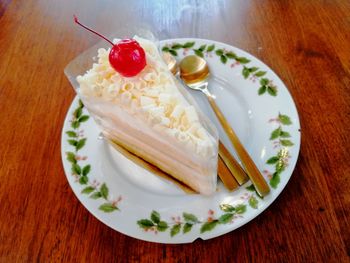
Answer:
xmin=109 ymin=39 xmax=146 ymax=77
xmin=74 ymin=16 xmax=146 ymax=77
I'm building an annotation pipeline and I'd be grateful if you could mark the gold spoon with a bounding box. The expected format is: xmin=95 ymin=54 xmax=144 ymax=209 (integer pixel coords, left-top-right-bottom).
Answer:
xmin=164 ymin=52 xmax=248 ymax=186
xmin=178 ymin=55 xmax=270 ymax=197
xmin=165 ymin=53 xmax=248 ymax=186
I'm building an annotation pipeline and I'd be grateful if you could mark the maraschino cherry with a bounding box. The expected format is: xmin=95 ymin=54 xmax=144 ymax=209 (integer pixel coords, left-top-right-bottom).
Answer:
xmin=74 ymin=16 xmax=146 ymax=77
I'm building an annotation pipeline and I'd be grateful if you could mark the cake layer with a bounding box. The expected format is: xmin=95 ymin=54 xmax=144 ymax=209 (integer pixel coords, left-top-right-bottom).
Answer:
xmin=107 ymin=138 xmax=196 ymax=194
xmin=83 ymin=96 xmax=217 ymax=195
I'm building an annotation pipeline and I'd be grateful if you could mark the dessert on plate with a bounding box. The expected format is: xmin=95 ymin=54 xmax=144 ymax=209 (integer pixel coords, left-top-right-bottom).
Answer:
xmin=71 ymin=18 xmax=219 ymax=195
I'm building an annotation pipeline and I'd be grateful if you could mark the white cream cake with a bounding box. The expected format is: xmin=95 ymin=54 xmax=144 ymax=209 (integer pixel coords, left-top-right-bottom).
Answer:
xmin=76 ymin=37 xmax=218 ymax=195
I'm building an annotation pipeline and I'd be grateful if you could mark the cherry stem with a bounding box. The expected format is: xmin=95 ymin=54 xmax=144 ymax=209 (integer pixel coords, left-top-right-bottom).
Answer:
xmin=73 ymin=15 xmax=114 ymax=46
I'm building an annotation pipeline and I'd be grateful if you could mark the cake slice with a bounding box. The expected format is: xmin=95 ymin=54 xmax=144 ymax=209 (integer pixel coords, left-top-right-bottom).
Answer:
xmin=76 ymin=37 xmax=219 ymax=195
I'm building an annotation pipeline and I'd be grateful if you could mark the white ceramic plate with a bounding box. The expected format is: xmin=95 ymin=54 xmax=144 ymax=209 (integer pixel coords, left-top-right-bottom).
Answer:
xmin=61 ymin=38 xmax=300 ymax=243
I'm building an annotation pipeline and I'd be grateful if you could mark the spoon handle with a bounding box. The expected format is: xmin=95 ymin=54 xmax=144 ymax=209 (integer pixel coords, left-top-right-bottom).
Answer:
xmin=206 ymin=95 xmax=270 ymax=197
xmin=217 ymin=155 xmax=239 ymax=191
xmin=219 ymin=141 xmax=249 ymax=185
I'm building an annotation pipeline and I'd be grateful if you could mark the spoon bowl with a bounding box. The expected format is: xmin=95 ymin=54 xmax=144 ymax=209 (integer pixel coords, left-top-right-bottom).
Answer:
xmin=179 ymin=55 xmax=210 ymax=88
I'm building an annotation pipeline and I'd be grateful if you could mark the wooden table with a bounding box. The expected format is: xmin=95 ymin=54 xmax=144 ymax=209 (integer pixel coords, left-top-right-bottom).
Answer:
xmin=1 ymin=0 xmax=349 ymax=262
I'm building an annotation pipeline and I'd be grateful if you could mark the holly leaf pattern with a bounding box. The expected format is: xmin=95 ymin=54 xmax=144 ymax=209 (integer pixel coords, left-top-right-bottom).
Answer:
xmin=242 ymin=67 xmax=250 ymax=79
xmin=79 ymin=175 xmax=88 ymax=185
xmin=66 ymin=152 xmax=76 ymax=164
xmin=138 ymin=211 xmax=168 ymax=232
xmin=249 ymin=196 xmax=258 ymax=209
xmin=226 ymin=52 xmax=237 ymax=59
xmin=71 ymin=121 xmax=80 ymax=129
xmin=182 ymin=42 xmax=195 ymax=48
xmin=266 ymin=113 xmax=294 ymax=188
xmin=157 ymin=221 xmax=169 ymax=232
xmin=100 ymin=183 xmax=109 ymax=200
xmin=218 ymin=213 xmax=233 ymax=224
xmin=81 ymin=186 xmax=95 ymax=194
xmin=198 ymin=44 xmax=206 ymax=52
xmin=270 ymin=127 xmax=282 ymax=140
xmin=66 ymin=101 xmax=119 ymax=214
xmin=194 ymin=49 xmax=204 ymax=58
xmin=171 ymin=44 xmax=183 ymax=50
xmin=207 ymin=44 xmax=215 ymax=52
xmin=90 ymin=192 xmax=102 ymax=199
xmin=281 ymin=139 xmax=294 ymax=146
xmin=72 ymin=163 xmax=81 ymax=175
xmin=74 ymin=107 xmax=82 ymax=119
xmin=183 ymin=213 xmax=199 ymax=224
xmin=68 ymin=139 xmax=77 ymax=146
xmin=215 ymin=49 xmax=224 ymax=56
xmin=169 ymin=49 xmax=177 ymax=56
xmin=137 ymin=219 xmax=154 ymax=229
xmin=99 ymin=203 xmax=118 ymax=212
xmin=79 ymin=115 xmax=89 ymax=122
xmin=170 ymin=224 xmax=181 ymax=237
xmin=151 ymin=211 xmax=160 ymax=224
xmin=278 ymin=114 xmax=292 ymax=125
xmin=270 ymin=172 xmax=281 ymax=189
xmin=82 ymin=165 xmax=91 ymax=176
xmin=255 ymin=71 xmax=266 ymax=77
xmin=220 ymin=55 xmax=228 ymax=64
xmin=235 ymin=204 xmax=247 ymax=214
xmin=267 ymin=86 xmax=277 ymax=96
xmin=258 ymin=85 xmax=267 ymax=95
xmin=66 ymin=131 xmax=77 ymax=137
xmin=76 ymin=138 xmax=86 ymax=151
xmin=260 ymin=78 xmax=269 ymax=86
xmin=266 ymin=156 xmax=279 ymax=164
xmin=200 ymin=220 xmax=219 ymax=233
xmin=183 ymin=223 xmax=193 ymax=234
xmin=280 ymin=131 xmax=291 ymax=138
xmin=236 ymin=57 xmax=250 ymax=64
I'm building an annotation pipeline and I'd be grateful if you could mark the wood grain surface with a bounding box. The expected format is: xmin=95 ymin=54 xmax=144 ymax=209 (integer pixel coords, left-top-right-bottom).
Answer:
xmin=0 ymin=0 xmax=349 ymax=262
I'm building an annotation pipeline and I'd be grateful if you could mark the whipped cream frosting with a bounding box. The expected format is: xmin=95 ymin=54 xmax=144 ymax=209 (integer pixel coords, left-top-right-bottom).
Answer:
xmin=77 ymin=37 xmax=216 ymax=157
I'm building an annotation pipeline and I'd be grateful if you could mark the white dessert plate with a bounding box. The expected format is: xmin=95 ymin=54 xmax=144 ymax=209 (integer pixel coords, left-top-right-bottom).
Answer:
xmin=61 ymin=38 xmax=300 ymax=243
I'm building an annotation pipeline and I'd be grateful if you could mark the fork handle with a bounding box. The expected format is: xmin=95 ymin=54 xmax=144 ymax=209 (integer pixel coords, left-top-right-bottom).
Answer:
xmin=206 ymin=95 xmax=270 ymax=197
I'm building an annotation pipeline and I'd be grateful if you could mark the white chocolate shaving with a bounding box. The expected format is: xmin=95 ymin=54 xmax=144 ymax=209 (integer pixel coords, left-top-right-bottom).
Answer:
xmin=140 ymin=96 xmax=156 ymax=107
